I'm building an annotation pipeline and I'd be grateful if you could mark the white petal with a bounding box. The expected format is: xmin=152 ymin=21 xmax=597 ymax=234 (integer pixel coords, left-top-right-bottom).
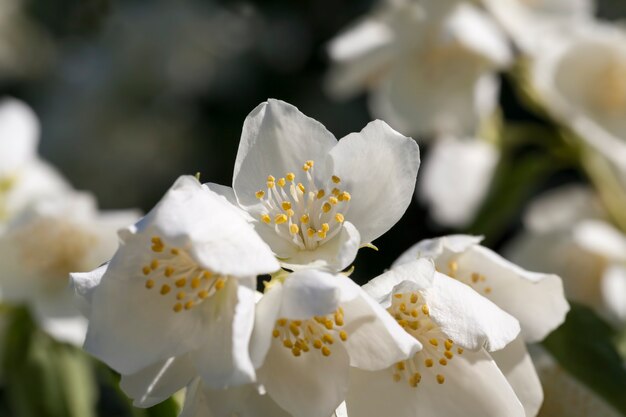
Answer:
xmin=601 ymin=264 xmax=626 ymax=322
xmin=139 ymin=175 xmax=279 ymax=276
xmin=341 ymin=280 xmax=422 ymax=370
xmin=192 ymin=279 xmax=257 ymax=388
xmin=70 ymin=264 xmax=107 ymax=316
xmin=454 ymin=245 xmax=569 ymax=342
xmin=573 ymin=220 xmax=626 ymax=262
xmin=346 ymin=348 xmax=525 ymax=417
xmin=233 ymin=99 xmax=337 ymax=209
xmin=258 ymin=337 xmax=351 ymax=417
xmin=363 ymin=259 xmax=435 ymax=307
xmin=34 ymin=313 xmax=88 ymax=347
xmin=491 ymin=337 xmax=543 ymax=417
xmin=425 ymin=272 xmax=520 ymax=351
xmin=418 ymin=138 xmax=499 ymax=227
xmin=250 ymin=282 xmax=284 ymax=369
xmin=0 ymin=98 xmax=39 ymax=176
xmin=204 ymin=182 xmax=253 ymax=221
xmin=328 ymin=120 xmax=420 ymax=243
xmin=279 ymin=269 xmax=347 ymax=319
xmin=392 ymin=235 xmax=483 ymax=268
xmin=120 ymin=354 xmax=196 ymax=407
xmin=280 ymin=221 xmax=360 ymax=272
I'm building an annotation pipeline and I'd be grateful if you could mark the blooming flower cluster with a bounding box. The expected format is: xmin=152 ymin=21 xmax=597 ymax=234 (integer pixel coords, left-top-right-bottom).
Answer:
xmin=72 ymin=100 xmax=569 ymax=416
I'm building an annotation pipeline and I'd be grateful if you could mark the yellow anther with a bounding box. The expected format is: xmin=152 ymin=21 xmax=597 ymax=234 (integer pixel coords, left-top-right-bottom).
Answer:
xmin=142 ymin=266 xmax=151 ymax=275
xmin=292 ymin=347 xmax=301 ymax=357
xmin=393 ymin=373 xmax=402 ymax=382
xmin=485 ymin=287 xmax=492 ymax=294
xmin=184 ymin=301 xmax=194 ymax=310
xmin=334 ymin=213 xmax=344 ymax=223
xmin=332 ymin=175 xmax=341 ymax=184
xmin=282 ymin=201 xmax=292 ymax=211
xmin=202 ymin=271 xmax=213 ymax=279
xmin=445 ymin=340 xmax=453 ymax=351
xmin=334 ymin=312 xmax=344 ymax=326
xmin=289 ymin=323 xmax=300 ymax=336
xmin=323 ymin=334 xmax=334 ymax=344
xmin=286 ymin=209 xmax=295 ymax=217
xmin=165 ymin=266 xmax=174 ymax=277
xmin=396 ymin=362 xmax=406 ymax=371
xmin=272 ymin=329 xmax=280 ymax=338
xmin=324 ymin=319 xmax=334 ymax=330
xmin=151 ymin=237 xmax=164 ymax=252
xmin=444 ymin=351 xmax=454 ymax=360
xmin=394 ymin=294 xmax=403 ymax=299
xmin=316 ymin=189 xmax=325 ymax=199
xmin=191 ymin=277 xmax=201 ymax=289
xmin=150 ymin=260 xmax=159 ymax=270
xmin=286 ymin=172 xmax=295 ymax=181
xmin=399 ymin=303 xmax=407 ymax=312
xmin=471 ymin=273 xmax=480 ymax=283
xmin=306 ymin=160 xmax=314 ymax=167
xmin=173 ymin=303 xmax=183 ymax=313
xmin=160 ymin=285 xmax=171 ymax=295
xmin=339 ymin=330 xmax=348 ymax=341
xmin=436 ymin=374 xmax=445 ymax=384
xmin=198 ymin=290 xmax=209 ymax=299
xmin=145 ymin=279 xmax=155 ymax=289
xmin=302 ymin=164 xmax=310 ymax=171
xmin=300 ymin=214 xmax=310 ymax=224
xmin=322 ymin=202 xmax=332 ymax=213
xmin=275 ymin=214 xmax=288 ymax=224
xmin=283 ymin=340 xmax=293 ymax=348
xmin=261 ymin=214 xmax=271 ymax=224
xmin=329 ymin=197 xmax=338 ymax=205
xmin=409 ymin=321 xmax=419 ymax=330
xmin=307 ymin=227 xmax=316 ymax=237
xmin=429 ymin=338 xmax=438 ymax=347
xmin=425 ymin=359 xmax=434 ymax=367
xmin=215 ymin=279 xmax=225 ymax=290
xmin=421 ymin=305 xmax=430 ymax=315
xmin=277 ymin=178 xmax=286 ymax=187
xmin=457 ymin=347 xmax=464 ymax=354
xmin=267 ymin=180 xmax=275 ymax=189
xmin=277 ymin=318 xmax=287 ymax=326
xmin=321 ymin=223 xmax=330 ymax=232
xmin=339 ymin=192 xmax=351 ymax=201
xmin=448 ymin=260 xmax=458 ymax=277
xmin=255 ymin=190 xmax=265 ymax=199
xmin=170 ymin=248 xmax=179 ymax=255
xmin=317 ymin=230 xmax=327 ymax=239
xmin=175 ymin=278 xmax=187 ymax=288
xmin=298 ymin=183 xmax=305 ymax=193
xmin=313 ymin=339 xmax=322 ymax=349
xmin=409 ymin=373 xmax=421 ymax=387
xmin=321 ymin=346 xmax=331 ymax=357
xmin=176 ymin=291 xmax=186 ymax=300
xmin=288 ymin=224 xmax=299 ymax=235
xmin=267 ymin=175 xmax=275 ymax=182
xmin=332 ymin=188 xmax=341 ymax=196
xmin=439 ymin=358 xmax=448 ymax=366
xmin=410 ymin=309 xmax=418 ymax=318
xmin=410 ymin=293 xmax=418 ymax=303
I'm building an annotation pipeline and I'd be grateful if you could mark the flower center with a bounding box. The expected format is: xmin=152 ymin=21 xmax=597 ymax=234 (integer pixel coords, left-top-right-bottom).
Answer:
xmin=388 ymin=291 xmax=464 ymax=387
xmin=142 ymin=236 xmax=227 ymax=313
xmin=271 ymin=307 xmax=348 ymax=358
xmin=255 ymin=160 xmax=351 ymax=251
xmin=446 ymin=260 xmax=492 ymax=295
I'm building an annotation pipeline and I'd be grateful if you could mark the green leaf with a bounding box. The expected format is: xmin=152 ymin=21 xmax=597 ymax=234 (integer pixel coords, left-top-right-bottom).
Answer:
xmin=542 ymin=303 xmax=626 ymax=416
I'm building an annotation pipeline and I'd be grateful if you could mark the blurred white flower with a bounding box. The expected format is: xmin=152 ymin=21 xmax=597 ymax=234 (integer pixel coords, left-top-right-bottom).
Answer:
xmin=345 ymin=259 xmax=524 ymax=417
xmin=211 ymin=99 xmax=420 ymax=271
xmin=531 ymin=23 xmax=626 ymax=176
xmin=395 ymin=234 xmax=570 ymax=416
xmin=532 ymin=346 xmax=622 ymax=417
xmin=506 ymin=185 xmax=626 ymax=323
xmin=71 ymin=176 xmax=279 ymax=391
xmin=0 ymin=98 xmax=69 ymax=225
xmin=247 ymin=268 xmax=420 ymax=417
xmin=481 ymin=0 xmax=594 ymax=54
xmin=418 ymin=137 xmax=499 ymax=227
xmin=327 ymin=2 xmax=511 ymax=136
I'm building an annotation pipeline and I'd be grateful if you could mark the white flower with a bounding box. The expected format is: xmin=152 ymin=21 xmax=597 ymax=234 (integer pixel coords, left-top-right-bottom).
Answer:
xmin=210 ymin=99 xmax=420 ymax=271
xmin=0 ymin=190 xmax=139 ymax=345
xmin=326 ymin=2 xmax=511 ymax=136
xmin=531 ymin=23 xmax=626 ymax=177
xmin=506 ymin=185 xmax=626 ymax=323
xmin=481 ymin=0 xmax=594 ymax=54
xmin=249 ymin=268 xmax=421 ymax=417
xmin=0 ymin=98 xmax=69 ymax=225
xmin=418 ymin=137 xmax=499 ymax=227
xmin=71 ymin=176 xmax=280 ymax=390
xmin=394 ymin=235 xmax=569 ymax=416
xmin=345 ymin=259 xmax=524 ymax=417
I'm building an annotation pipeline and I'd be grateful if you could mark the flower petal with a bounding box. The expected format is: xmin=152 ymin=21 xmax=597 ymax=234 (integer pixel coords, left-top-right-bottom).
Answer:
xmin=425 ymin=272 xmax=520 ymax=351
xmin=363 ymin=259 xmax=435 ymax=307
xmin=233 ymin=99 xmax=337 ymax=209
xmin=279 ymin=269 xmax=345 ymax=319
xmin=341 ymin=278 xmax=422 ymax=370
xmin=392 ymin=235 xmax=483 ymax=268
xmin=490 ymin=337 xmax=543 ymax=417
xmin=250 ymin=281 xmax=285 ymax=369
xmin=453 ymin=245 xmax=569 ymax=342
xmin=601 ymin=264 xmax=626 ymax=322
xmin=0 ymin=98 xmax=39 ymax=176
xmin=328 ymin=120 xmax=420 ymax=243
xmin=346 ymin=348 xmax=525 ymax=417
xmin=120 ymin=354 xmax=196 ymax=408
xmin=258 ymin=337 xmax=351 ymax=417
xmin=70 ymin=264 xmax=107 ymax=316
xmin=192 ymin=279 xmax=257 ymax=388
